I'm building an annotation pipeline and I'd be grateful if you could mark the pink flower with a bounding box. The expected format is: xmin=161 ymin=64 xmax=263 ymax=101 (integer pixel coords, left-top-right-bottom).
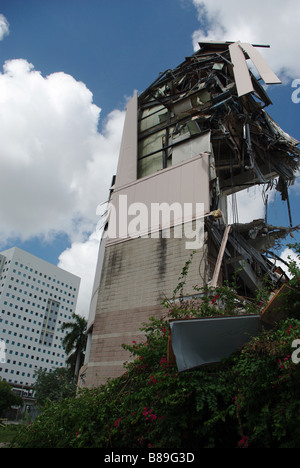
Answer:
xmin=148 ymin=375 xmax=158 ymax=384
xmin=114 ymin=417 xmax=123 ymax=428
xmin=238 ymin=435 xmax=249 ymax=448
xmin=143 ymin=407 xmax=157 ymax=422
xmin=234 ymin=394 xmax=243 ymax=409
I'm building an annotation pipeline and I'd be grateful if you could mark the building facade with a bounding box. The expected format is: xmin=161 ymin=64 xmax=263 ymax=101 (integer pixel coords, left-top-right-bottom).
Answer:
xmin=80 ymin=41 xmax=300 ymax=388
xmin=0 ymin=247 xmax=80 ymax=387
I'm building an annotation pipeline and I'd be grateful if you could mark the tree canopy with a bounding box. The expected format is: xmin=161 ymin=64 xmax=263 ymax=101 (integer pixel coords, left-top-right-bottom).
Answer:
xmin=61 ymin=313 xmax=87 ymax=381
xmin=0 ymin=379 xmax=23 ymax=417
xmin=33 ymin=368 xmax=76 ymax=408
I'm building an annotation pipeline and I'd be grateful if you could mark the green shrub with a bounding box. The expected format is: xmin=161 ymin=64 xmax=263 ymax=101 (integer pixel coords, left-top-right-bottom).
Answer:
xmin=13 ymin=246 xmax=300 ymax=448
xmin=13 ymin=313 xmax=300 ymax=448
xmin=0 ymin=379 xmax=23 ymax=417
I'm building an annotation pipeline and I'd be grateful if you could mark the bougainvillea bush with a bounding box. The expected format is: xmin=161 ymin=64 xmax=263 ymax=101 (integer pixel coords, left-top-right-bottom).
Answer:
xmin=14 ymin=247 xmax=300 ymax=448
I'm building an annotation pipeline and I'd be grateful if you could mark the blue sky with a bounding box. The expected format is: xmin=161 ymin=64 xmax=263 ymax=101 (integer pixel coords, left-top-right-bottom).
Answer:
xmin=0 ymin=0 xmax=199 ymax=121
xmin=0 ymin=0 xmax=299 ymax=316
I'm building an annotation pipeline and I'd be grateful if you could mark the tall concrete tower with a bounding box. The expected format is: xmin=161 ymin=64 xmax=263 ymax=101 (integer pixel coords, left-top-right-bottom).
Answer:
xmin=80 ymin=42 xmax=300 ymax=388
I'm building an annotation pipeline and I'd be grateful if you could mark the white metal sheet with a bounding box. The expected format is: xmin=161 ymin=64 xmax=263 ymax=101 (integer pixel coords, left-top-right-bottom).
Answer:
xmin=170 ymin=315 xmax=263 ymax=371
xmin=240 ymin=43 xmax=281 ymax=85
xmin=172 ymin=131 xmax=211 ymax=166
xmin=229 ymin=42 xmax=254 ymax=97
xmin=107 ymin=153 xmax=210 ymax=243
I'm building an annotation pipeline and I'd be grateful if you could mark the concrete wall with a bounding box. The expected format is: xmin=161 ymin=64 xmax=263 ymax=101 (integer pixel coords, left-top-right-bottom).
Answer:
xmin=82 ymin=229 xmax=208 ymax=388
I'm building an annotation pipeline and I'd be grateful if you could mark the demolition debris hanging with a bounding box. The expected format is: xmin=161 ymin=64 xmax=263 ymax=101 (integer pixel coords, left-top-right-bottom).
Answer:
xmin=138 ymin=41 xmax=300 ymax=199
xmin=138 ymin=41 xmax=300 ymax=296
xmin=80 ymin=42 xmax=300 ymax=387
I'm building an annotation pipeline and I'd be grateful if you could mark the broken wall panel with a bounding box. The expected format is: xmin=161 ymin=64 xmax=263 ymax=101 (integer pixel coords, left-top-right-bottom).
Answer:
xmin=229 ymin=42 xmax=255 ymax=97
xmin=240 ymin=43 xmax=281 ymax=85
xmin=169 ymin=315 xmax=263 ymax=371
xmin=172 ymin=131 xmax=211 ymax=165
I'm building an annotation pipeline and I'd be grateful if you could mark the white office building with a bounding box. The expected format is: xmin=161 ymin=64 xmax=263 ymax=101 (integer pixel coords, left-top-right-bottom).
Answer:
xmin=0 ymin=247 xmax=80 ymax=386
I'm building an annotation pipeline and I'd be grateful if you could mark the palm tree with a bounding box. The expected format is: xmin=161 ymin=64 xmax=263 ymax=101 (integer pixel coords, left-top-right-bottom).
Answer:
xmin=61 ymin=313 xmax=87 ymax=382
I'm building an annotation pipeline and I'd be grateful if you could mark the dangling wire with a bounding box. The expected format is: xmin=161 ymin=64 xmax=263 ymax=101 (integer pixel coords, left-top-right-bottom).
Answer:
xmin=261 ymin=186 xmax=269 ymax=224
xmin=231 ymin=191 xmax=239 ymax=226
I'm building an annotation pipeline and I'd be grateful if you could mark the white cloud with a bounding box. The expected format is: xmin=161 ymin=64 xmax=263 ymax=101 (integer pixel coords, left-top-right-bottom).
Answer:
xmin=0 ymin=14 xmax=9 ymax=41
xmin=57 ymin=230 xmax=102 ymax=318
xmin=227 ymin=186 xmax=273 ymax=224
xmin=276 ymin=247 xmax=300 ymax=277
xmin=0 ymin=59 xmax=125 ymax=246
xmin=280 ymin=247 xmax=298 ymax=265
xmin=191 ymin=0 xmax=300 ymax=79
xmin=0 ymin=58 xmax=127 ymax=317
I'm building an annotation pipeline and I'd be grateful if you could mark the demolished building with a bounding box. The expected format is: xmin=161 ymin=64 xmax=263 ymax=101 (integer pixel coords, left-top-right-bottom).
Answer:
xmin=80 ymin=41 xmax=300 ymax=387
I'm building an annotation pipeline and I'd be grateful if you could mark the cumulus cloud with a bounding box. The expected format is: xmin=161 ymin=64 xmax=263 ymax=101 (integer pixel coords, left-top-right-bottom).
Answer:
xmin=274 ymin=247 xmax=300 ymax=278
xmin=191 ymin=0 xmax=300 ymax=79
xmin=227 ymin=186 xmax=267 ymax=225
xmin=0 ymin=59 xmax=125 ymax=246
xmin=0 ymin=58 xmax=126 ymax=317
xmin=57 ymin=230 xmax=102 ymax=318
xmin=0 ymin=14 xmax=9 ymax=41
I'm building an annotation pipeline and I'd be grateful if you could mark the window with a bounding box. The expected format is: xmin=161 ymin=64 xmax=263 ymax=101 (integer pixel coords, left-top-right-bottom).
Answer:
xmin=39 ymin=299 xmax=60 ymax=347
